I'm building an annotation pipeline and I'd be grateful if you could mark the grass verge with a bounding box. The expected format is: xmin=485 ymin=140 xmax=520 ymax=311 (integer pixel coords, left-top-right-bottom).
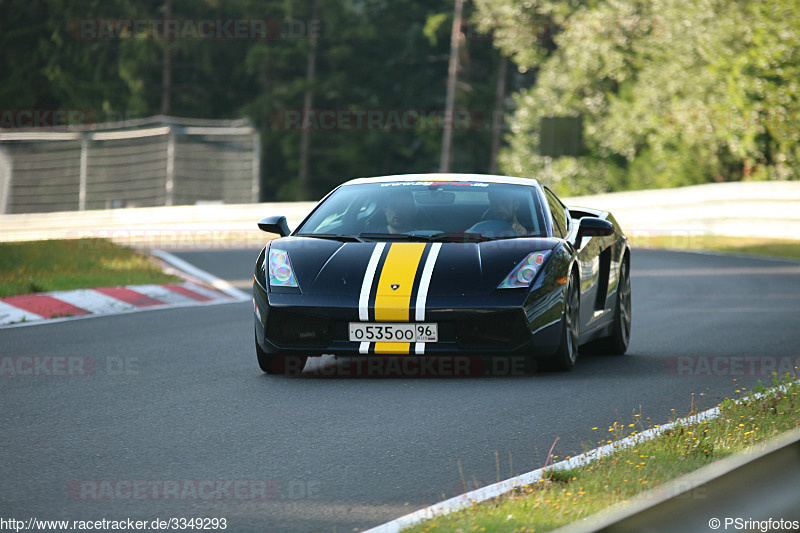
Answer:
xmin=407 ymin=373 xmax=799 ymax=532
xmin=629 ymin=234 xmax=800 ymax=261
xmin=0 ymin=239 xmax=182 ymax=297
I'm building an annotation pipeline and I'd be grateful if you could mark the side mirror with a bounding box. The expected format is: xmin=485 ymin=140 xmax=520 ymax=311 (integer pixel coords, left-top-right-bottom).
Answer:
xmin=258 ymin=216 xmax=291 ymax=237
xmin=575 ymin=217 xmax=614 ymax=247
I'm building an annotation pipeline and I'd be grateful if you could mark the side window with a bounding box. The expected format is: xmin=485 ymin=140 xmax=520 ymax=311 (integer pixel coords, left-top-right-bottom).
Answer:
xmin=544 ymin=188 xmax=568 ymax=238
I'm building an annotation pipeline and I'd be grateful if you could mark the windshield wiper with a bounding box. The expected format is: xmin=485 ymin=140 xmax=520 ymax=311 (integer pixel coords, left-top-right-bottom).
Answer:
xmin=358 ymin=231 xmax=521 ymax=243
xmin=295 ymin=233 xmax=362 ymax=242
xmin=358 ymin=232 xmax=434 ymax=242
xmin=357 ymin=232 xmax=540 ymax=243
xmin=431 ymin=232 xmax=549 ymax=242
xmin=428 ymin=232 xmax=493 ymax=242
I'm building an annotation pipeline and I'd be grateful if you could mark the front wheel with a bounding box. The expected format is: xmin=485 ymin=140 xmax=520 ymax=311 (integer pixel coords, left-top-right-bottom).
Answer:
xmin=548 ymin=272 xmax=580 ymax=371
xmin=593 ymin=258 xmax=631 ymax=356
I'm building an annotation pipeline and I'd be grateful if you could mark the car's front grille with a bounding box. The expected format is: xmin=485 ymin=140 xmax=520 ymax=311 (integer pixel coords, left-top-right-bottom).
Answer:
xmin=455 ymin=310 xmax=529 ymax=350
xmin=266 ymin=308 xmax=334 ymax=348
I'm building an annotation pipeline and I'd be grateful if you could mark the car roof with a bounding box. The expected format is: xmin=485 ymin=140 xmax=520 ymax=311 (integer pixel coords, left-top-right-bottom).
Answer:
xmin=343 ymin=173 xmax=543 ymax=188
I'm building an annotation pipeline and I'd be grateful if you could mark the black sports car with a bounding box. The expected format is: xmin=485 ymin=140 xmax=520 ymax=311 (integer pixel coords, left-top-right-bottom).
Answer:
xmin=253 ymin=174 xmax=631 ymax=375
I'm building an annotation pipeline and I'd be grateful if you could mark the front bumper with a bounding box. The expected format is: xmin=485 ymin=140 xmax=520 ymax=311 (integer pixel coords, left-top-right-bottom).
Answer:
xmin=253 ymin=280 xmax=563 ymax=359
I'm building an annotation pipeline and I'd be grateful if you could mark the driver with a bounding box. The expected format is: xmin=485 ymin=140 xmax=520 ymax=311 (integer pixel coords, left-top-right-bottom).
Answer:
xmin=485 ymin=189 xmax=528 ymax=235
xmin=383 ymin=190 xmax=419 ymax=234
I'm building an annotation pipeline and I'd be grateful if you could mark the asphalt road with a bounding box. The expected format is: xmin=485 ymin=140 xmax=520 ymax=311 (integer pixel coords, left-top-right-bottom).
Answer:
xmin=1 ymin=249 xmax=799 ymax=532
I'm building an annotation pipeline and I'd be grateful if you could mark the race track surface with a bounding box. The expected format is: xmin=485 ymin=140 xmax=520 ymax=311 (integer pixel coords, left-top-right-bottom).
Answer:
xmin=1 ymin=249 xmax=799 ymax=532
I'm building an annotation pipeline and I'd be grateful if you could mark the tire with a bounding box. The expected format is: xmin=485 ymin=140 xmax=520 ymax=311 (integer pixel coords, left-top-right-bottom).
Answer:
xmin=255 ymin=333 xmax=307 ymax=375
xmin=548 ymin=271 xmax=580 ymax=371
xmin=594 ymin=257 xmax=631 ymax=355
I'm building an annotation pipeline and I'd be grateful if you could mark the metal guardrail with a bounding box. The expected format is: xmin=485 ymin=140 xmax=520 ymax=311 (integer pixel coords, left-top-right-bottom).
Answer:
xmin=0 ymin=115 xmax=260 ymax=214
xmin=553 ymin=426 xmax=800 ymax=533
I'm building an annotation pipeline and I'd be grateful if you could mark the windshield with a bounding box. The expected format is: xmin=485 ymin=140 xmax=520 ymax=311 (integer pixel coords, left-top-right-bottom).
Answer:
xmin=295 ymin=180 xmax=548 ymax=241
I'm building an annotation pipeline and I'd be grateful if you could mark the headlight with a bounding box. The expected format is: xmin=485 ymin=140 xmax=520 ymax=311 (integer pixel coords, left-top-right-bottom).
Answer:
xmin=498 ymin=251 xmax=549 ymax=289
xmin=268 ymin=248 xmax=298 ymax=288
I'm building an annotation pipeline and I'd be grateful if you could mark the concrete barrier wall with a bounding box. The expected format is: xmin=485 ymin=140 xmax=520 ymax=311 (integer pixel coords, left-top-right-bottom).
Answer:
xmin=1 ymin=181 xmax=799 ymax=248
xmin=567 ymin=181 xmax=800 ymax=241
xmin=0 ymin=201 xmax=317 ymax=249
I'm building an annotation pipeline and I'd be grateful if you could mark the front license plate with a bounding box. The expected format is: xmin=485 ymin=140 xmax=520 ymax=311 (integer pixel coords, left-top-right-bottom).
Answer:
xmin=349 ymin=323 xmax=438 ymax=343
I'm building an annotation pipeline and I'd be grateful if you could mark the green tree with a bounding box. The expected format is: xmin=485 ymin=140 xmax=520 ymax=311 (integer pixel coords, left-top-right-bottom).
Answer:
xmin=475 ymin=0 xmax=800 ymax=195
xmin=0 ymin=0 xmax=140 ymax=121
xmin=0 ymin=0 xmax=517 ymax=201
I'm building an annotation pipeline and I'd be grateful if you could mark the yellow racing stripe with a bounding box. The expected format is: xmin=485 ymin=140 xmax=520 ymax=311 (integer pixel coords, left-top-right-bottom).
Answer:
xmin=374 ymin=243 xmax=426 ymax=322
xmin=373 ymin=342 xmax=413 ymax=354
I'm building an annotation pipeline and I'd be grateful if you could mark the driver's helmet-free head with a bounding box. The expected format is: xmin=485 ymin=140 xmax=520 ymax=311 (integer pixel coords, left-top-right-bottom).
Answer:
xmin=383 ymin=190 xmax=417 ymax=232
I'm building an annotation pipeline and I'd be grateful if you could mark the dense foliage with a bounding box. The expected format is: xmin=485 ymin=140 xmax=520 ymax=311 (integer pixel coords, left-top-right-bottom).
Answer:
xmin=1 ymin=0 xmax=797 ymax=199
xmin=0 ymin=0 xmax=517 ymax=200
xmin=474 ymin=0 xmax=800 ymax=195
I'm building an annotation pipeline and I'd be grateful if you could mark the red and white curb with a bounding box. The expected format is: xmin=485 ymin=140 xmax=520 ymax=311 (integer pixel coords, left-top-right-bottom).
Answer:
xmin=0 ymin=251 xmax=250 ymax=328
xmin=0 ymin=282 xmax=236 ymax=327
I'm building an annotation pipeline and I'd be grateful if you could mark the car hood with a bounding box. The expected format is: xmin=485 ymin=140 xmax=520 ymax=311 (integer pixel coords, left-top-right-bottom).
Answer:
xmin=269 ymin=237 xmax=559 ymax=298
